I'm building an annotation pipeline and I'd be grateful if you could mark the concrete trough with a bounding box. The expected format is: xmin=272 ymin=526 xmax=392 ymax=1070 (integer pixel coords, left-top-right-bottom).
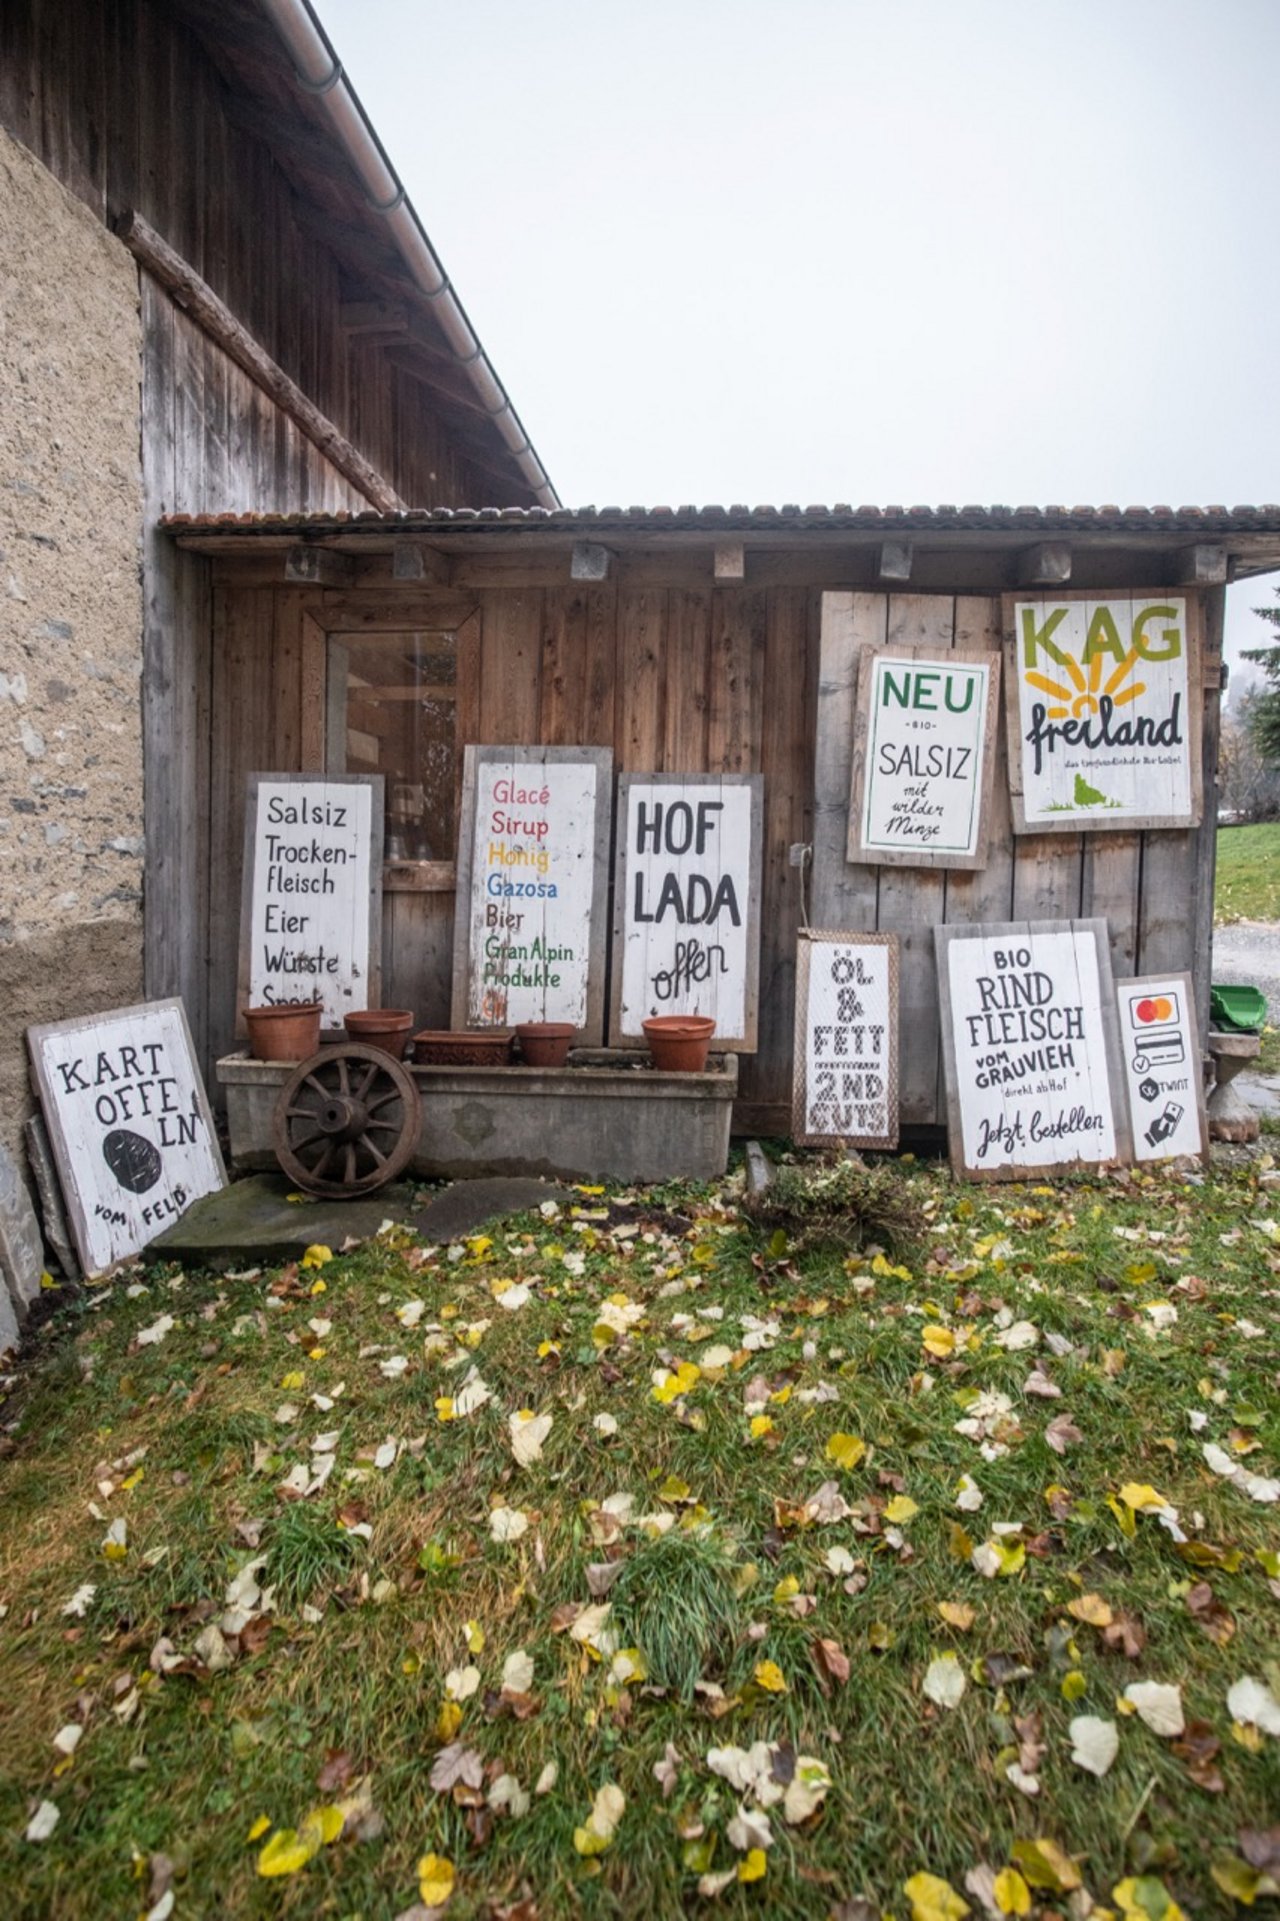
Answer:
xmin=216 ymin=1048 xmax=738 ymax=1184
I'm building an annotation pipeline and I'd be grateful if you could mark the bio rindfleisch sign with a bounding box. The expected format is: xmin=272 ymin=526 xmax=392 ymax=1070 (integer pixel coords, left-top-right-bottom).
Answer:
xmin=1004 ymin=594 xmax=1201 ymax=832
xmin=936 ymin=918 xmax=1131 ymax=1180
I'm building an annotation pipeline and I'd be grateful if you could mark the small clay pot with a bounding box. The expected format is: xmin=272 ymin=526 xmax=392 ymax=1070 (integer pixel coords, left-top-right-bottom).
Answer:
xmin=244 ymin=1001 xmax=323 ymax=1063
xmin=516 ymin=1022 xmax=575 ymax=1068
xmin=344 ymin=1009 xmax=415 ymax=1059
xmin=642 ymin=1014 xmax=716 ymax=1073
xmin=412 ymin=1029 xmax=515 ymax=1067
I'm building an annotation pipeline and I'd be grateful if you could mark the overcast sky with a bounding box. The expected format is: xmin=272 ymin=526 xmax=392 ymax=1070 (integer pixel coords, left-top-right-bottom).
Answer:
xmin=321 ymin=0 xmax=1280 ymax=686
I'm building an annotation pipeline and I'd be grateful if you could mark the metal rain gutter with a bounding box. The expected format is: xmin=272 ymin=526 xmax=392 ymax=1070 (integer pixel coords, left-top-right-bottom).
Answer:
xmin=259 ymin=0 xmax=560 ymax=509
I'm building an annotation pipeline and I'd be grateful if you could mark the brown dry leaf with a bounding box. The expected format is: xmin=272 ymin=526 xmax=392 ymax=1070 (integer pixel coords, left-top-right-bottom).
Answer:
xmin=429 ymin=1743 xmax=485 ymax=1793
xmin=1067 ymin=1593 xmax=1113 ymax=1628
xmin=1044 ymin=1414 xmax=1083 ymax=1455
xmin=1185 ymin=1582 xmax=1235 ymax=1647
xmin=938 ymin=1602 xmax=976 ymax=1632
xmin=810 ymin=1636 xmax=851 ymax=1693
xmin=1241 ymin=1829 xmax=1280 ymax=1875
xmin=317 ymin=1749 xmax=355 ymax=1794
xmin=1100 ymin=1611 xmax=1147 ymax=1660
xmin=1172 ymin=1719 xmax=1225 ymax=1793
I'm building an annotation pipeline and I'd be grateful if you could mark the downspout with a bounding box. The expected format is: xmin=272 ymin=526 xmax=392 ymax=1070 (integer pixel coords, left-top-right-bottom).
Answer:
xmin=259 ymin=0 xmax=560 ymax=509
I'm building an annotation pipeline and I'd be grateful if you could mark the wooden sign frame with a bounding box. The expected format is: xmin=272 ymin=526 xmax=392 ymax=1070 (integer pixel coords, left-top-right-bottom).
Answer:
xmin=610 ymin=772 xmax=764 ymax=1052
xmin=28 ymin=997 xmax=227 ymax=1276
xmin=1116 ymin=970 xmax=1209 ymax=1164
xmin=847 ymin=643 xmax=1001 ymax=869
xmin=792 ymin=931 xmax=900 ymax=1147
xmin=451 ymin=745 xmax=613 ymax=1044
xmin=1002 ymin=591 xmax=1204 ymax=834
xmin=935 ymin=917 xmax=1133 ymax=1181
xmin=238 ymin=772 xmax=384 ymax=1037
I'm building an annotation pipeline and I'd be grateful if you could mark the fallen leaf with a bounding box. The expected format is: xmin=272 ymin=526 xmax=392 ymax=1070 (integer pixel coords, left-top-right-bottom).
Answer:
xmin=923 ymin=1652 xmax=967 ymax=1710
xmin=903 ymin=1870 xmax=970 ymax=1921
xmin=1123 ymin=1681 xmax=1185 ymax=1737
xmin=1069 ymin=1715 xmax=1119 ymax=1777
xmin=509 ymin=1409 xmax=552 ymax=1468
xmin=418 ymin=1852 xmax=455 ymax=1907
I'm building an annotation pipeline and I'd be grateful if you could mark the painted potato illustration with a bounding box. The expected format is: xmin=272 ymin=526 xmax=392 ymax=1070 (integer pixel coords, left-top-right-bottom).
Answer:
xmin=102 ymin=1128 xmax=163 ymax=1194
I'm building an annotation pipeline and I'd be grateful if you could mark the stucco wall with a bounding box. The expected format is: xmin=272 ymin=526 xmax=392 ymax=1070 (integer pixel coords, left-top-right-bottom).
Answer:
xmin=0 ymin=124 xmax=144 ymax=1166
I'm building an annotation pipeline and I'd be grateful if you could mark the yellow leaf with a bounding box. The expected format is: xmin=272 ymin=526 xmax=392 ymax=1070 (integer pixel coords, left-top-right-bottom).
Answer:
xmin=40 ymin=1269 xmax=58 ymax=1291
xmin=120 ymin=1467 xmax=144 ymax=1492
xmin=464 ymin=1618 xmax=485 ymax=1655
xmin=753 ymin=1659 xmax=788 ymax=1694
xmin=418 ymin=1851 xmax=456 ymax=1906
xmin=773 ymin=1575 xmax=800 ymax=1603
xmin=309 ymin=1277 xmax=326 ymax=1295
xmin=938 ymin=1601 xmax=975 ymax=1632
xmin=280 ymin=1371 xmax=305 ymax=1391
xmin=658 ymin=1474 xmax=692 ymax=1502
xmin=1118 ymin=1482 xmax=1167 ymax=1512
xmin=1061 ymin=1670 xmax=1087 ymax=1701
xmin=303 ymin=1805 xmax=345 ymax=1847
xmin=1011 ymin=1838 xmax=1082 ymax=1893
xmin=884 ymin=1495 xmax=919 ymax=1525
xmin=922 ymin=1324 xmax=956 ymax=1358
xmin=1113 ymin=1877 xmax=1185 ymax=1921
xmin=738 ymin=1849 xmax=768 ymax=1884
xmin=435 ymin=1396 xmax=456 ymax=1422
xmin=247 ymin=1814 xmax=271 ymax=1842
xmin=904 ymin=1870 xmax=971 ymax=1921
xmin=868 ymin=1621 xmax=895 ymax=1650
xmin=435 ymin=1700 xmax=464 ymax=1740
xmin=1067 ymin=1593 xmax=1114 ymax=1628
xmin=750 ymin=1414 xmax=775 ymax=1438
xmin=994 ymin=1868 xmax=1032 ymax=1916
xmin=825 ymin=1432 xmax=867 ymax=1471
xmin=257 ymin=1828 xmax=318 ymax=1877
xmin=300 ymin=1244 xmax=333 ymax=1269
xmin=1106 ymin=1495 xmax=1137 ymax=1539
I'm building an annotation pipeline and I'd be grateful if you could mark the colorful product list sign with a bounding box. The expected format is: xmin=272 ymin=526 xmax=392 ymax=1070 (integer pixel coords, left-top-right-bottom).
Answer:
xmin=453 ymin=747 xmax=612 ymax=1039
xmin=240 ymin=774 xmax=382 ymax=1026
xmin=936 ymin=918 xmax=1129 ymax=1180
xmin=1117 ymin=973 xmax=1208 ymax=1162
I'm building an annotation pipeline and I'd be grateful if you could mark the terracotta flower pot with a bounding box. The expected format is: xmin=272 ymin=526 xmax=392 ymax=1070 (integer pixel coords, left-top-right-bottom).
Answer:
xmin=344 ymin=1009 xmax=415 ymax=1059
xmin=412 ymin=1029 xmax=514 ymax=1067
xmin=642 ymin=1015 xmax=716 ymax=1073
xmin=244 ymin=1001 xmax=323 ymax=1063
xmin=516 ymin=1022 xmax=576 ymax=1068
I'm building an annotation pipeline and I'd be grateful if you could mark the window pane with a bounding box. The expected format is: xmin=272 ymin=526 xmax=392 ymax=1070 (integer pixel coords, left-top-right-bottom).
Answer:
xmin=328 ymin=631 xmax=456 ymax=860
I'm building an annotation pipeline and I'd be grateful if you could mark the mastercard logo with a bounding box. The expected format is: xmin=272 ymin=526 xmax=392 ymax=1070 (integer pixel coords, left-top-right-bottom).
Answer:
xmin=1135 ymin=996 xmax=1174 ymax=1023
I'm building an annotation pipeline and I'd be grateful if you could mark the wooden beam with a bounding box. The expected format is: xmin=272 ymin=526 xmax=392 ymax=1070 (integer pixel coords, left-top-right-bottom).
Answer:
xmin=392 ymin=538 xmax=451 ymax=584
xmin=115 ymin=211 xmax=405 ymax=513
xmin=286 ymin=546 xmax=356 ymax=587
xmin=340 ymin=301 xmax=410 ymax=336
xmin=571 ymin=542 xmax=611 ymax=581
xmin=1016 ymin=542 xmax=1072 ymax=586
xmin=1176 ymin=543 xmax=1228 ymax=586
xmin=714 ymin=541 xmax=746 ymax=582
xmin=876 ymin=539 xmax=913 ymax=583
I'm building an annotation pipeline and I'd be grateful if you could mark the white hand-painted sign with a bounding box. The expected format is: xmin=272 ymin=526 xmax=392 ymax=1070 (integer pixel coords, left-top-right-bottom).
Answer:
xmin=1005 ymin=594 xmax=1202 ymax=831
xmin=849 ymin=646 xmax=1000 ymax=867
xmin=240 ymin=774 xmax=382 ymax=1026
xmin=1117 ymin=972 xmax=1208 ymax=1162
xmin=28 ymin=998 xmax=226 ymax=1274
xmin=935 ymin=918 xmax=1131 ymax=1180
xmin=793 ymin=932 xmax=899 ymax=1147
xmin=612 ymin=774 xmax=763 ymax=1050
xmin=452 ymin=746 xmax=613 ymax=1040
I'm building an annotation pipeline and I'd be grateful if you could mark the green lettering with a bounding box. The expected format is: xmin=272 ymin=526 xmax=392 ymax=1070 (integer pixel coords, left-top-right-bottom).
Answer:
xmin=882 ymin=668 xmax=911 ymax=708
xmin=1131 ymin=603 xmax=1182 ymax=662
xmin=944 ymin=673 xmax=976 ymax=714
xmin=912 ymin=671 xmax=940 ymax=710
xmin=1020 ymin=604 xmax=1071 ymax=669
xmin=1083 ymin=604 xmax=1126 ymax=666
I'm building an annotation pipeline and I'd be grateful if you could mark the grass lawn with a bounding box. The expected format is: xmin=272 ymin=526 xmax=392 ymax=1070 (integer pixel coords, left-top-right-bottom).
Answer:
xmin=1215 ymin=823 xmax=1280 ymax=924
xmin=1 ymin=1156 xmax=1278 ymax=1920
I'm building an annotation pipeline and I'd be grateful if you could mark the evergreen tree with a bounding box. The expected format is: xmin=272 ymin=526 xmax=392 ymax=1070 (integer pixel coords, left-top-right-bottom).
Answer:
xmin=1243 ymin=586 xmax=1280 ymax=759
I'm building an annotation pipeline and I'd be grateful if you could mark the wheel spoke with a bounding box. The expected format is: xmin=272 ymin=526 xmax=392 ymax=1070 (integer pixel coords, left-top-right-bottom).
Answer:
xmin=290 ymin=1130 xmax=325 ymax=1154
xmin=361 ymin=1133 xmax=388 ymax=1166
xmin=302 ymin=1073 xmax=330 ymax=1103
xmin=307 ymin=1141 xmax=335 ymax=1178
xmin=337 ymin=1055 xmax=350 ymax=1095
xmin=355 ymin=1061 xmax=379 ymax=1100
xmin=344 ymin=1143 xmax=356 ymax=1185
xmin=367 ymin=1088 xmax=406 ymax=1113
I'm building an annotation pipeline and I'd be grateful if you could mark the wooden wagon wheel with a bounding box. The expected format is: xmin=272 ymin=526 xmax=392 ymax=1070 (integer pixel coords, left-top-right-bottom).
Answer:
xmin=272 ymin=1044 xmax=421 ymax=1198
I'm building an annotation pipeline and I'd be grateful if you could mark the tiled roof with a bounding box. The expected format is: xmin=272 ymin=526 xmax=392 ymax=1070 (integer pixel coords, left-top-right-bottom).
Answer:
xmin=163 ymin=502 xmax=1280 ymax=536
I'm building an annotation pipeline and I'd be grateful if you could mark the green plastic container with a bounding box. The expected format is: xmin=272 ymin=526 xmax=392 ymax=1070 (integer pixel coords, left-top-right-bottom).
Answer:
xmin=1210 ymin=983 xmax=1268 ymax=1033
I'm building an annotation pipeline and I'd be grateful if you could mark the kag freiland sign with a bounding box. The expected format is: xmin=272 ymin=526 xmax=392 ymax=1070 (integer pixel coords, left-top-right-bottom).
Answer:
xmin=793 ymin=932 xmax=899 ymax=1147
xmin=848 ymin=645 xmax=1001 ymax=868
xmin=1117 ymin=972 xmax=1209 ymax=1163
xmin=1004 ymin=594 xmax=1202 ymax=832
xmin=936 ymin=918 xmax=1131 ymax=1180
xmin=240 ymin=774 xmax=382 ymax=1027
xmin=28 ymin=999 xmax=226 ymax=1274
xmin=612 ymin=774 xmax=763 ymax=1049
xmin=452 ymin=746 xmax=613 ymax=1040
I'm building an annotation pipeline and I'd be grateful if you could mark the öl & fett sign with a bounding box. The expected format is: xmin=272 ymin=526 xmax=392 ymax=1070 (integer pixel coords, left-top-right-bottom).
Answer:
xmin=848 ymin=645 xmax=1001 ymax=868
xmin=452 ymin=746 xmax=612 ymax=1040
xmin=239 ymin=773 xmax=382 ymax=1027
xmin=612 ymin=774 xmax=763 ymax=1049
xmin=936 ymin=918 xmax=1131 ymax=1180
xmin=1005 ymin=593 xmax=1202 ymax=831
xmin=28 ymin=998 xmax=225 ymax=1274
xmin=793 ymin=932 xmax=899 ymax=1147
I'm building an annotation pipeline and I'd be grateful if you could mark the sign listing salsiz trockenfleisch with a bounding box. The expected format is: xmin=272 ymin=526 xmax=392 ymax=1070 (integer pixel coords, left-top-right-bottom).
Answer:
xmin=935 ymin=917 xmax=1132 ymax=1180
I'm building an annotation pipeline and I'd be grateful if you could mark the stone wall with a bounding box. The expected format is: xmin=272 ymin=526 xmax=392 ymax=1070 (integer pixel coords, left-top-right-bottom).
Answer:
xmin=0 ymin=125 xmax=144 ymax=1169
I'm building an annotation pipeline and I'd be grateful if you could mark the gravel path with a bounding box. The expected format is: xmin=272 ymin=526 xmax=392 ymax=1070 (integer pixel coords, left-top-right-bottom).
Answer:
xmin=1211 ymin=919 xmax=1280 ymax=1023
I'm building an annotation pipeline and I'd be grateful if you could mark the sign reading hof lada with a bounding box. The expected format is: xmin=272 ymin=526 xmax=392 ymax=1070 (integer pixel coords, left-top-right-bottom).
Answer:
xmin=935 ymin=918 xmax=1130 ymax=1180
xmin=452 ymin=746 xmax=613 ymax=1040
xmin=848 ymin=645 xmax=1001 ymax=868
xmin=1004 ymin=593 xmax=1202 ymax=831
xmin=793 ymin=932 xmax=899 ymax=1147
xmin=28 ymin=999 xmax=226 ymax=1274
xmin=1117 ymin=972 xmax=1209 ymax=1163
xmin=612 ymin=774 xmax=763 ymax=1048
xmin=240 ymin=774 xmax=382 ymax=1027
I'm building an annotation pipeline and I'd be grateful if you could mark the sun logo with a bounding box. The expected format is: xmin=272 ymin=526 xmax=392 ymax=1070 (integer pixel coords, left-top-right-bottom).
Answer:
xmin=1024 ymin=646 xmax=1146 ymax=720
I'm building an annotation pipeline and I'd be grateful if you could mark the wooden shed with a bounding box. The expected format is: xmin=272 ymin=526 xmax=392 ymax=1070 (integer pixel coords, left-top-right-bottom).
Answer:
xmin=165 ymin=505 xmax=1280 ymax=1138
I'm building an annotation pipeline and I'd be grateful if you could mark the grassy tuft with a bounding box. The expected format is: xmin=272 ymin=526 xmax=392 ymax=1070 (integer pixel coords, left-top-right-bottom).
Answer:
xmin=742 ymin=1150 xmax=925 ymax=1255
xmin=609 ymin=1527 xmax=741 ymax=1700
